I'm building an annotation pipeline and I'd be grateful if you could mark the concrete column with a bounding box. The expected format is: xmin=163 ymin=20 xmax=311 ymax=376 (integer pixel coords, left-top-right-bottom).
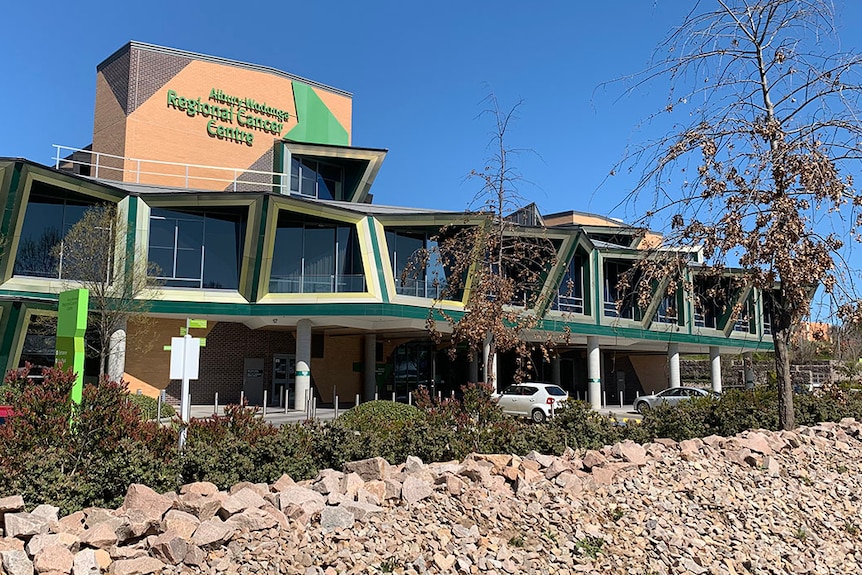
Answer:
xmin=552 ymin=356 xmax=561 ymax=386
xmin=363 ymin=333 xmax=376 ymax=403
xmin=107 ymin=328 xmax=126 ymax=383
xmin=709 ymin=346 xmax=722 ymax=393
xmin=469 ymin=355 xmax=479 ymax=383
xmin=295 ymin=319 xmax=312 ymax=409
xmin=587 ymin=336 xmax=601 ymax=410
xmin=483 ymin=334 xmax=497 ymax=388
xmin=744 ymin=352 xmax=756 ymax=389
xmin=668 ymin=343 xmax=681 ymax=388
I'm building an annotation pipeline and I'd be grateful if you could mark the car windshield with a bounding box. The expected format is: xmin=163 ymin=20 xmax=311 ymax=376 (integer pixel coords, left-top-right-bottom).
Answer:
xmin=545 ymin=386 xmax=567 ymax=396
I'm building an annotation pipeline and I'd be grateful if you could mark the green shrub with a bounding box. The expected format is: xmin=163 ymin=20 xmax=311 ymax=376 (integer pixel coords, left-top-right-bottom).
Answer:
xmin=547 ymin=400 xmax=625 ymax=451
xmin=126 ymin=393 xmax=176 ymax=420
xmin=336 ymin=400 xmax=422 ymax=432
xmin=637 ymin=395 xmax=719 ymax=442
xmin=0 ymin=365 xmax=179 ymax=514
xmin=246 ymin=422 xmax=321 ymax=483
xmin=329 ymin=400 xmax=423 ymax=466
xmin=795 ymin=382 xmax=862 ymax=425
xmin=713 ymin=388 xmax=779 ymax=435
xmin=181 ymin=403 xmax=277 ymax=489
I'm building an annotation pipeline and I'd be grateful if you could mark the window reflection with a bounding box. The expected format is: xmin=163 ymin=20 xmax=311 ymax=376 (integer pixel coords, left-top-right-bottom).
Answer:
xmin=148 ymin=208 xmax=245 ymax=289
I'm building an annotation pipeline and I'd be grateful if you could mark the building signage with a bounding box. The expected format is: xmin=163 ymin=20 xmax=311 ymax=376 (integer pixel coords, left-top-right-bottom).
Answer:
xmin=55 ymin=288 xmax=89 ymax=406
xmin=166 ymin=88 xmax=291 ymax=147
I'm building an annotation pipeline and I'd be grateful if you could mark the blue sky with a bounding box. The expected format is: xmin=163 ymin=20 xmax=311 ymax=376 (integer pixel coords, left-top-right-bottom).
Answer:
xmin=2 ymin=1 xmax=861 ymax=225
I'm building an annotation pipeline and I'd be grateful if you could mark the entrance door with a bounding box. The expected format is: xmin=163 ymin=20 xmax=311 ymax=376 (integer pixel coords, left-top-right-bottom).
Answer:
xmin=272 ymin=354 xmax=295 ymax=407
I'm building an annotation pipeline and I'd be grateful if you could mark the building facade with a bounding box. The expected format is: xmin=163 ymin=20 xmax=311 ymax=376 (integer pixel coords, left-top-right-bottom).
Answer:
xmin=0 ymin=42 xmax=774 ymax=408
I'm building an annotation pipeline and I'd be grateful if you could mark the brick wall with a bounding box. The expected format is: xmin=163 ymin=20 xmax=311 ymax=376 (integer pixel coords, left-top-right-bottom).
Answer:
xmin=165 ymin=322 xmax=295 ymax=406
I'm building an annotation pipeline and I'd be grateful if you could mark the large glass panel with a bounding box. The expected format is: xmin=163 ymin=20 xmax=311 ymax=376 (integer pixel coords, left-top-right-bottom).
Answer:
xmin=270 ymin=219 xmax=365 ymax=293
xmin=203 ymin=216 xmax=242 ymax=289
xmin=271 ymin=225 xmax=303 ymax=292
xmin=300 ymin=159 xmax=317 ymax=197
xmin=148 ymin=246 xmax=175 ymax=278
xmin=555 ymin=254 xmax=584 ymax=313
xmin=14 ymin=197 xmax=94 ymax=279
xmin=317 ymin=164 xmax=341 ymax=201
xmin=603 ymin=260 xmax=637 ymax=320
xmin=14 ymin=201 xmax=64 ymax=278
xmin=148 ymin=208 xmax=243 ymax=290
xmin=149 ymin=218 xmax=175 ymax=249
xmin=303 ymin=227 xmax=335 ymax=292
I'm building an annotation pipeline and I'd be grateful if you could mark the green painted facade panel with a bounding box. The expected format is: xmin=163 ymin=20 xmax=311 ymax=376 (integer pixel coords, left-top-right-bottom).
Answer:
xmin=286 ymin=82 xmax=350 ymax=146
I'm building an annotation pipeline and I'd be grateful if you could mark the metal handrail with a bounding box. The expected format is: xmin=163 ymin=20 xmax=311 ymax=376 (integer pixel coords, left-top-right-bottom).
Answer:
xmin=52 ymin=144 xmax=287 ymax=193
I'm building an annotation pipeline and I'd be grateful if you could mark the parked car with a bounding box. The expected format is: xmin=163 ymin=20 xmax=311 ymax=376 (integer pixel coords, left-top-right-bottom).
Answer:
xmin=634 ymin=386 xmax=714 ymax=414
xmin=493 ymin=383 xmax=569 ymax=423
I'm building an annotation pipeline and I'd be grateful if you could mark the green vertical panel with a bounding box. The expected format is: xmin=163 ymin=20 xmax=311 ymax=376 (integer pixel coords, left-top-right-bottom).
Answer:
xmin=366 ymin=217 xmax=389 ymax=303
xmin=123 ymin=197 xmax=138 ymax=297
xmin=287 ymin=83 xmax=349 ymax=146
xmin=56 ymin=289 xmax=89 ymax=405
xmin=0 ymin=163 xmax=23 ymax=282
xmin=0 ymin=301 xmax=26 ymax=374
xmin=248 ymin=196 xmax=270 ymax=302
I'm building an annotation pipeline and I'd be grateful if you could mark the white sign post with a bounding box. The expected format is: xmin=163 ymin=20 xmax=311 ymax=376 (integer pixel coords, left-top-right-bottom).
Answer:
xmin=170 ymin=334 xmax=201 ymax=449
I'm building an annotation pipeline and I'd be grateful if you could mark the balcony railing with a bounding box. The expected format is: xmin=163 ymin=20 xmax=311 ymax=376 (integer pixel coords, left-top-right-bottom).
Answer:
xmin=554 ymin=294 xmax=584 ymax=314
xmin=395 ymin=278 xmax=446 ymax=299
xmin=269 ymin=274 xmax=366 ymax=294
xmin=53 ymin=145 xmax=288 ymax=193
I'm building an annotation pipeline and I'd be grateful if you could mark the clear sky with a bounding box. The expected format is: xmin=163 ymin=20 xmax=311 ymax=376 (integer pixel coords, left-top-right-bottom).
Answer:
xmin=2 ymin=1 xmax=861 ymax=224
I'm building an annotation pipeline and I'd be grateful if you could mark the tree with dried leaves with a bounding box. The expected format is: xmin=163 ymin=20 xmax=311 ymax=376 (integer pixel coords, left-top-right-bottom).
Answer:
xmin=613 ymin=0 xmax=862 ymax=430
xmin=416 ymin=96 xmax=557 ymax=386
xmin=55 ymin=204 xmax=160 ymax=376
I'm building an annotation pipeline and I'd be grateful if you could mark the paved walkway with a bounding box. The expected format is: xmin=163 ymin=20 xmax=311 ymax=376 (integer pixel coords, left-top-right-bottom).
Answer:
xmin=181 ymin=403 xmax=641 ymax=426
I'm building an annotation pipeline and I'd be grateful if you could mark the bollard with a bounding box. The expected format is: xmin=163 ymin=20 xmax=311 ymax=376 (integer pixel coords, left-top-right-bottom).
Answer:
xmin=451 ymin=390 xmax=455 ymax=399
xmin=334 ymin=395 xmax=339 ymax=419
xmin=157 ymin=393 xmax=162 ymax=422
xmin=312 ymin=396 xmax=317 ymax=419
xmin=438 ymin=391 xmax=442 ymax=402
xmin=408 ymin=391 xmax=413 ymax=406
xmin=214 ymin=392 xmax=219 ymax=416
xmin=602 ymin=391 xmax=606 ymax=408
xmin=374 ymin=391 xmax=379 ymax=401
xmin=355 ymin=393 xmax=360 ymax=407
xmin=619 ymin=394 xmax=623 ymax=409
xmin=392 ymin=391 xmax=396 ymax=402
xmin=263 ymin=390 xmax=268 ymax=419
xmin=240 ymin=391 xmax=245 ymax=406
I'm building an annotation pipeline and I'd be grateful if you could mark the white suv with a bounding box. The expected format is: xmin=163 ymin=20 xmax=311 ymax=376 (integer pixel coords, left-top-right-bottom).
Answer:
xmin=494 ymin=383 xmax=569 ymax=423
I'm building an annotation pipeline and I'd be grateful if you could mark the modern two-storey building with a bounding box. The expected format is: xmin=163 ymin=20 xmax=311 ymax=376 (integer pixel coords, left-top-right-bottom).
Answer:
xmin=0 ymin=42 xmax=773 ymax=409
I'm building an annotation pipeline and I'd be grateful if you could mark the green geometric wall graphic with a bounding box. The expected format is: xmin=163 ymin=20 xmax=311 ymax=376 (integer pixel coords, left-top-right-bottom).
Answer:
xmin=287 ymin=82 xmax=349 ymax=146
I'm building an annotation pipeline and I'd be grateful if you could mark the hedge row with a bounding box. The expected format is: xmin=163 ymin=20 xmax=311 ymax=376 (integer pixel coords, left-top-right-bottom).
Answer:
xmin=2 ymin=366 xmax=861 ymax=514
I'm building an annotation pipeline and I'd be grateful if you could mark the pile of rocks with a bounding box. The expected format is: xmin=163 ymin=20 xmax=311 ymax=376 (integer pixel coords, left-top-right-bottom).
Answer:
xmin=2 ymin=419 xmax=862 ymax=574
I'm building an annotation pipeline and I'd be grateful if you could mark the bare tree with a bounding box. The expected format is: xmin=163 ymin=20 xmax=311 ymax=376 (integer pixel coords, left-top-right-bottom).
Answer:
xmin=415 ymin=96 xmax=558 ymax=385
xmin=612 ymin=0 xmax=862 ymax=429
xmin=55 ymin=204 xmax=160 ymax=376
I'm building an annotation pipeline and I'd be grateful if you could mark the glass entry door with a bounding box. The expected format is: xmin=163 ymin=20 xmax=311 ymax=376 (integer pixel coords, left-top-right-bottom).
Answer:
xmin=272 ymin=354 xmax=295 ymax=407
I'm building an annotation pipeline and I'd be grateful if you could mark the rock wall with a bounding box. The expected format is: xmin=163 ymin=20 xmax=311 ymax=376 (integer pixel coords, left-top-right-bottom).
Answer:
xmin=2 ymin=420 xmax=862 ymax=573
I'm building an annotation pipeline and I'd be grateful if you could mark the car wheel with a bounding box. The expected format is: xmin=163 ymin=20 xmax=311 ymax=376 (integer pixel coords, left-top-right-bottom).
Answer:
xmin=531 ymin=408 xmax=547 ymax=424
xmin=635 ymin=401 xmax=650 ymax=414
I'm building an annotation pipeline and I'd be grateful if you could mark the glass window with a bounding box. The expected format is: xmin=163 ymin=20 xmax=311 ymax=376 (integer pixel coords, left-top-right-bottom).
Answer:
xmin=148 ymin=208 xmax=244 ymax=290
xmin=270 ymin=216 xmax=365 ymax=294
xmin=555 ymin=254 xmax=585 ymax=314
xmin=14 ymin=194 xmax=95 ymax=279
xmin=289 ymin=157 xmax=345 ymax=200
xmin=603 ymin=260 xmax=639 ymax=320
